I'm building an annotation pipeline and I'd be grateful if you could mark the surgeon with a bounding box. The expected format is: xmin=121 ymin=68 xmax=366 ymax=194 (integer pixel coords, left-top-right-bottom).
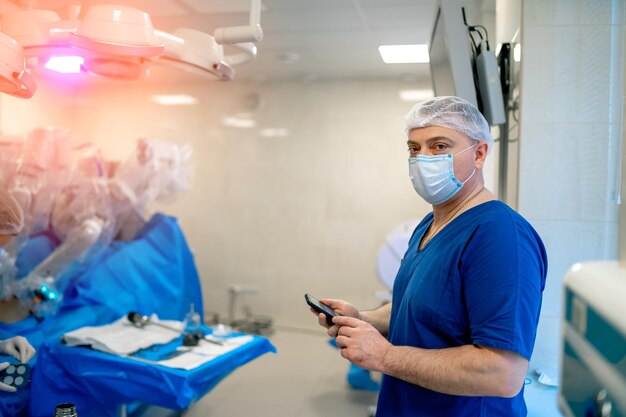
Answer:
xmin=313 ymin=96 xmax=547 ymax=416
xmin=0 ymin=188 xmax=36 ymax=392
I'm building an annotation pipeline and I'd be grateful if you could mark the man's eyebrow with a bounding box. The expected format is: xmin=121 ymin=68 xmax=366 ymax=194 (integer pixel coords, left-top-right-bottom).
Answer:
xmin=407 ymin=136 xmax=455 ymax=145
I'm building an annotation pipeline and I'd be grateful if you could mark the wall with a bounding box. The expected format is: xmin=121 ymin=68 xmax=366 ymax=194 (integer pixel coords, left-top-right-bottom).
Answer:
xmin=621 ymin=36 xmax=626 ymax=266
xmin=494 ymin=0 xmax=522 ymax=208
xmin=518 ymin=0 xmax=624 ymax=385
xmin=1 ymin=76 xmax=443 ymax=329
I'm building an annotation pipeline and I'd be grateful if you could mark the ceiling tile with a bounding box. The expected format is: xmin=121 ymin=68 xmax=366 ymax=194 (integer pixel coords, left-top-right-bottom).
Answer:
xmin=1 ymin=0 xmax=191 ymax=17
xmin=360 ymin=5 xmax=438 ymax=31
xmin=263 ymin=0 xmax=355 ymax=11
xmin=180 ymin=0 xmax=261 ymax=14
xmin=110 ymin=0 xmax=191 ymax=17
xmin=261 ymin=9 xmax=370 ymax=33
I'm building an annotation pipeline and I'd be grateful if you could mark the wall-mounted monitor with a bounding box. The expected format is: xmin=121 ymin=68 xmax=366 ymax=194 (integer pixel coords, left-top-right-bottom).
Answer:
xmin=429 ymin=0 xmax=505 ymax=125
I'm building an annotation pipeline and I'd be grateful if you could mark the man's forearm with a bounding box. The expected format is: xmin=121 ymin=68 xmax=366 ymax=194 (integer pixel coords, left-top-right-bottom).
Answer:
xmin=359 ymin=303 xmax=391 ymax=337
xmin=381 ymin=344 xmax=528 ymax=398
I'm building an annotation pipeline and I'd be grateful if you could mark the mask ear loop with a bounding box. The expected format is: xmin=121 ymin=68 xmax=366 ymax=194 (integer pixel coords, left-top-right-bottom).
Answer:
xmin=454 ymin=142 xmax=479 ymax=184
xmin=461 ymin=167 xmax=477 ymax=184
xmin=452 ymin=142 xmax=478 ymax=157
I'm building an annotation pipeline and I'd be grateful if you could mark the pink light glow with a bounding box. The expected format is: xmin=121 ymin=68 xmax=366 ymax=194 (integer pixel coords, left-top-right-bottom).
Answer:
xmin=44 ymin=56 xmax=85 ymax=74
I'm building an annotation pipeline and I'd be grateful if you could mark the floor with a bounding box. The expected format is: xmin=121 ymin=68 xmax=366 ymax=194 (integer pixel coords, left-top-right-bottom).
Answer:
xmin=138 ymin=327 xmax=379 ymax=417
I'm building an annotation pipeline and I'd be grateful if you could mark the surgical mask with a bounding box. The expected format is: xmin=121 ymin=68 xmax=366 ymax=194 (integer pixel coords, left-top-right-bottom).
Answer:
xmin=408 ymin=143 xmax=477 ymax=205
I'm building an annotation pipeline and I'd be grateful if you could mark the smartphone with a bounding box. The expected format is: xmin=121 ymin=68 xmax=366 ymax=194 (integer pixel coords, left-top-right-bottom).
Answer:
xmin=304 ymin=293 xmax=339 ymax=325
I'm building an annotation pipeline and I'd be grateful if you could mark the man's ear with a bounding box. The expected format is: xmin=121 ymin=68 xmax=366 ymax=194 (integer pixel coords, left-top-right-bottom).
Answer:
xmin=474 ymin=141 xmax=489 ymax=169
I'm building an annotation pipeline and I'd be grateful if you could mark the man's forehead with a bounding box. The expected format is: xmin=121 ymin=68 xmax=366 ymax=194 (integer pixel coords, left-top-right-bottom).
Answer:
xmin=407 ymin=125 xmax=471 ymax=143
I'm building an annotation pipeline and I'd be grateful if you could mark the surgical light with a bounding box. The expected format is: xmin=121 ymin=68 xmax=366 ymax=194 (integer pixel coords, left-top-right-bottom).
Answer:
xmin=44 ymin=56 xmax=84 ymax=74
xmin=0 ymin=0 xmax=264 ymax=95
xmin=0 ymin=32 xmax=36 ymax=98
xmin=378 ymin=44 xmax=429 ymax=64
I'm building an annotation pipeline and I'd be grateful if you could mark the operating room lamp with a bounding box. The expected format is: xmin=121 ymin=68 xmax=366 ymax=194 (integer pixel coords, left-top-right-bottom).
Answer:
xmin=0 ymin=0 xmax=263 ymax=95
xmin=0 ymin=31 xmax=36 ymax=98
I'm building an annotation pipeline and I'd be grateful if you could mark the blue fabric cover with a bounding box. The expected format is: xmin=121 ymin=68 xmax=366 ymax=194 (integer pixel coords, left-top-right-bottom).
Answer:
xmin=328 ymin=338 xmax=381 ymax=392
xmin=29 ymin=331 xmax=276 ymax=417
xmin=0 ymin=214 xmax=208 ymax=416
xmin=14 ymin=230 xmax=61 ymax=279
xmin=376 ymin=201 xmax=547 ymax=417
xmin=347 ymin=364 xmax=380 ymax=392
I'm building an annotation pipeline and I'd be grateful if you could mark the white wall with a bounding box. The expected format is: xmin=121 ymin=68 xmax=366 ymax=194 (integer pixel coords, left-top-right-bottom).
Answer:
xmin=518 ymin=0 xmax=624 ymax=384
xmin=621 ymin=32 xmax=626 ymax=267
xmin=1 ymin=77 xmax=440 ymax=329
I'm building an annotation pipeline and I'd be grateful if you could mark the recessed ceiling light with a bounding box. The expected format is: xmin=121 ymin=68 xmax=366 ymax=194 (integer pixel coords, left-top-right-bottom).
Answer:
xmin=259 ymin=128 xmax=289 ymax=137
xmin=378 ymin=44 xmax=429 ymax=64
xmin=398 ymin=89 xmax=434 ymax=102
xmin=223 ymin=116 xmax=256 ymax=128
xmin=152 ymin=95 xmax=198 ymax=106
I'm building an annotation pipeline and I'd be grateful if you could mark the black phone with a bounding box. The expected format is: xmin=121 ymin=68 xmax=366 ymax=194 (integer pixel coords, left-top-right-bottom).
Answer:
xmin=0 ymin=363 xmax=30 ymax=390
xmin=305 ymin=293 xmax=338 ymax=325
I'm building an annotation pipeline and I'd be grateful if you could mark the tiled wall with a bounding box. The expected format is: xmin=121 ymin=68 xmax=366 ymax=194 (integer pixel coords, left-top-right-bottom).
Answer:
xmin=519 ymin=0 xmax=624 ymax=381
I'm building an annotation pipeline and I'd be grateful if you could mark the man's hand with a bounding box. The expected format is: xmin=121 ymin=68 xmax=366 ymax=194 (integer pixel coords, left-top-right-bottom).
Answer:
xmin=333 ymin=315 xmax=392 ymax=372
xmin=0 ymin=336 xmax=36 ymax=363
xmin=309 ymin=298 xmax=359 ymax=337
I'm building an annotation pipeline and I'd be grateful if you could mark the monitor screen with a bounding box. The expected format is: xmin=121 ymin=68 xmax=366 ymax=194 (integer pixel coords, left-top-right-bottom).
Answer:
xmin=428 ymin=1 xmax=478 ymax=107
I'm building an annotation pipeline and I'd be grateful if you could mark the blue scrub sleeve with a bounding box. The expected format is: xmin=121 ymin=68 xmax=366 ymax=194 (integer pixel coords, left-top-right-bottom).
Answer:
xmin=459 ymin=213 xmax=545 ymax=360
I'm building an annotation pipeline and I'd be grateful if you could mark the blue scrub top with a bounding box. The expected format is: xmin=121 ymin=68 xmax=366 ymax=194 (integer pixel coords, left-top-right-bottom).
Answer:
xmin=376 ymin=200 xmax=547 ymax=417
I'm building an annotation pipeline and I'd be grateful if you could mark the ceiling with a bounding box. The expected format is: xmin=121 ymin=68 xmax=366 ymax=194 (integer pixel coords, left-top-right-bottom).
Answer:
xmin=0 ymin=0 xmax=486 ymax=83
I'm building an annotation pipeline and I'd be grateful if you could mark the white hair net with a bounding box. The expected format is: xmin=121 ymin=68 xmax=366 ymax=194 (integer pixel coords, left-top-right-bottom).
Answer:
xmin=404 ymin=96 xmax=494 ymax=151
xmin=0 ymin=188 xmax=24 ymax=235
